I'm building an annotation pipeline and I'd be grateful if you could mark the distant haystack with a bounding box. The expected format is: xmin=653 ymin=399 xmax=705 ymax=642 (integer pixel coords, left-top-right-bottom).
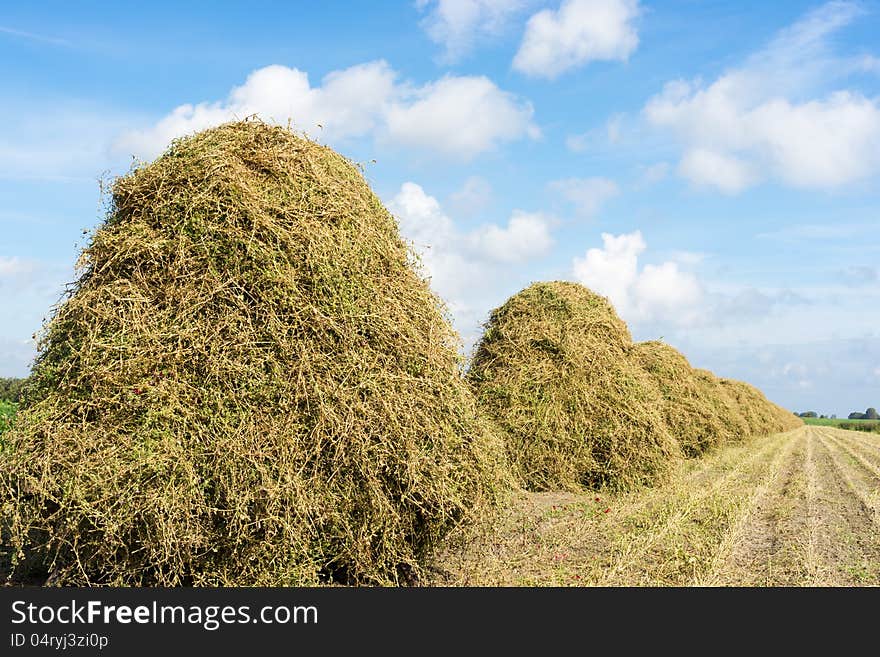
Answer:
xmin=719 ymin=378 xmax=803 ymax=434
xmin=1 ymin=120 xmax=507 ymax=586
xmin=632 ymin=341 xmax=729 ymax=456
xmin=691 ymin=369 xmax=753 ymax=442
xmin=468 ymin=282 xmax=679 ymax=491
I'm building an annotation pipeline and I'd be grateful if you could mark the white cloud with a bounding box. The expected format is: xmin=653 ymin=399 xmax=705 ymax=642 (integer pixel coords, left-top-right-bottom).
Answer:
xmin=391 ymin=182 xmax=553 ymax=270
xmin=115 ymin=62 xmax=396 ymax=159
xmin=667 ymin=250 xmax=706 ymax=266
xmin=644 ymin=1 xmax=880 ymax=191
xmin=633 ymin=261 xmax=702 ymax=320
xmin=565 ymin=114 xmax=624 ymax=152
xmin=513 ymin=0 xmax=640 ymax=79
xmin=549 ymin=176 xmax=619 ymax=216
xmin=115 ymin=62 xmax=538 ymax=161
xmin=571 ymin=230 xmax=703 ymax=325
xmin=392 ymin=181 xmax=456 ymax=251
xmin=417 ymin=0 xmax=527 ymax=62
xmin=0 ymin=256 xmax=32 ymax=278
xmin=573 ymin=231 xmax=643 ymax=312
xmin=449 ymin=175 xmax=492 ymax=217
xmin=859 ymin=55 xmax=880 ymax=74
xmin=678 ymin=149 xmax=755 ymax=194
xmin=389 ymin=182 xmax=553 ymax=347
xmin=640 ymin=161 xmax=669 ymax=184
xmin=385 ymin=75 xmax=539 ymax=159
xmin=468 ymin=211 xmax=554 ymax=263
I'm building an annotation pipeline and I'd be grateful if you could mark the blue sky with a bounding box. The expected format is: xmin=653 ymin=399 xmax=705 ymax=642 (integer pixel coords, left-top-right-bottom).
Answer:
xmin=1 ymin=0 xmax=878 ymax=416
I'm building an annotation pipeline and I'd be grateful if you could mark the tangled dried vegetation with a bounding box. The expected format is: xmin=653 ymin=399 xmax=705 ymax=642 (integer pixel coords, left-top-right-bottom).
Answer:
xmin=469 ymin=282 xmax=802 ymax=492
xmin=0 ymin=120 xmax=508 ymax=586
xmin=0 ymin=120 xmax=800 ymax=587
xmin=468 ymin=282 xmax=679 ymax=491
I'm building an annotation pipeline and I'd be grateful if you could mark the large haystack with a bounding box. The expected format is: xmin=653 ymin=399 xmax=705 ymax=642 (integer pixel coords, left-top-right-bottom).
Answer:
xmin=632 ymin=341 xmax=729 ymax=456
xmin=468 ymin=282 xmax=679 ymax=491
xmin=0 ymin=120 xmax=506 ymax=586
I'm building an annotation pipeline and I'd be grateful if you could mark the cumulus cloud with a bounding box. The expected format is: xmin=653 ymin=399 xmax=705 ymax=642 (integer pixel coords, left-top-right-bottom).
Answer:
xmin=549 ymin=177 xmax=619 ymax=216
xmin=0 ymin=256 xmax=32 ymax=278
xmin=571 ymin=231 xmax=703 ymax=325
xmin=565 ymin=114 xmax=624 ymax=152
xmin=115 ymin=62 xmax=538 ymax=161
xmin=391 ymin=181 xmax=456 ymax=252
xmin=385 ymin=75 xmax=539 ymax=158
xmin=678 ymin=149 xmax=755 ymax=194
xmin=644 ymin=1 xmax=880 ymax=191
xmin=416 ymin=0 xmax=528 ymax=62
xmin=567 ymin=232 xmax=821 ymax=339
xmin=391 ymin=182 xmax=553 ymax=269
xmin=388 ymin=182 xmax=553 ymax=346
xmin=468 ymin=211 xmax=554 ymax=263
xmin=513 ymin=0 xmax=640 ymax=79
xmin=115 ymin=62 xmax=396 ymax=158
xmin=449 ymin=175 xmax=492 ymax=216
xmin=640 ymin=161 xmax=670 ymax=184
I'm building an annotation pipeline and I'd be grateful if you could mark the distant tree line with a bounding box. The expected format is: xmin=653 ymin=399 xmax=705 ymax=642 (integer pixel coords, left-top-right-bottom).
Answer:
xmin=848 ymin=407 xmax=879 ymax=420
xmin=796 ymin=407 xmax=877 ymax=420
xmin=0 ymin=378 xmax=27 ymax=404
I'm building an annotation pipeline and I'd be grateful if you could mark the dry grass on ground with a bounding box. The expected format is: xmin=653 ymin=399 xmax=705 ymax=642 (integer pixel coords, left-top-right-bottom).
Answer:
xmin=430 ymin=425 xmax=880 ymax=586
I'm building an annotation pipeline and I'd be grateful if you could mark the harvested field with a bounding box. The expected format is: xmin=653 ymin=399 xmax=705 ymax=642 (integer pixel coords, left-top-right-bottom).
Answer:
xmin=430 ymin=426 xmax=880 ymax=586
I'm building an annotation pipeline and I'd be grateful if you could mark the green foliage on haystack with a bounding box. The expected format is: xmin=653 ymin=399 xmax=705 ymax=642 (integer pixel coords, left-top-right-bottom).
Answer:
xmin=1 ymin=120 xmax=507 ymax=586
xmin=636 ymin=343 xmax=802 ymax=455
xmin=632 ymin=341 xmax=731 ymax=456
xmin=719 ymin=378 xmax=803 ymax=434
xmin=468 ymin=282 xmax=679 ymax=492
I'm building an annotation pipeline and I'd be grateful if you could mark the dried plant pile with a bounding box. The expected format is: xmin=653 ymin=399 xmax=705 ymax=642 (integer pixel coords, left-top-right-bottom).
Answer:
xmin=719 ymin=378 xmax=803 ymax=434
xmin=632 ymin=341 xmax=732 ymax=456
xmin=690 ymin=368 xmax=754 ymax=442
xmin=468 ymin=281 xmax=801 ymax=493
xmin=0 ymin=120 xmax=506 ymax=586
xmin=638 ymin=346 xmax=801 ymax=454
xmin=468 ymin=282 xmax=678 ymax=492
